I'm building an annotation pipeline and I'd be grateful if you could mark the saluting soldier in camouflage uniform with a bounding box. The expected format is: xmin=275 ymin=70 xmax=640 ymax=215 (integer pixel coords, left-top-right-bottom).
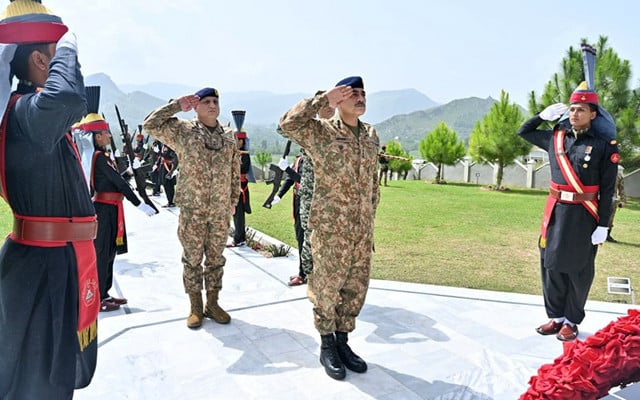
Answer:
xmin=279 ymin=76 xmax=380 ymax=380
xmin=299 ymin=105 xmax=334 ymax=276
xmin=143 ymin=87 xmax=240 ymax=329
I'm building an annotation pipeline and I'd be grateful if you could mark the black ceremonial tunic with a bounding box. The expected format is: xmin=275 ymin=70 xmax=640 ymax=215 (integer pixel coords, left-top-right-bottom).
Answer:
xmin=518 ymin=115 xmax=618 ymax=323
xmin=92 ymin=150 xmax=141 ymax=300
xmin=0 ymin=47 xmax=98 ymax=399
xmin=518 ymin=116 xmax=618 ymax=273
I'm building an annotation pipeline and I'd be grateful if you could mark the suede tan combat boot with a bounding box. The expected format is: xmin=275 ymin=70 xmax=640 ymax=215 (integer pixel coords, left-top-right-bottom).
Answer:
xmin=204 ymin=290 xmax=230 ymax=324
xmin=186 ymin=292 xmax=204 ymax=329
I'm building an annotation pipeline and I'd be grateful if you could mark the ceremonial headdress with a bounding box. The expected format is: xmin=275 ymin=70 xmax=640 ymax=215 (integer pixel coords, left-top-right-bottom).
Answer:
xmin=0 ymin=1 xmax=69 ymax=133
xmin=0 ymin=0 xmax=68 ymax=44
xmin=195 ymin=87 xmax=219 ymax=99
xmin=570 ymin=81 xmax=598 ymax=105
xmin=560 ymin=43 xmax=616 ymax=140
xmin=78 ymin=86 xmax=109 ymax=133
xmin=232 ymin=110 xmax=246 ymax=139
xmin=335 ymin=76 xmax=364 ymax=89
xmin=231 ymin=109 xmax=255 ymax=183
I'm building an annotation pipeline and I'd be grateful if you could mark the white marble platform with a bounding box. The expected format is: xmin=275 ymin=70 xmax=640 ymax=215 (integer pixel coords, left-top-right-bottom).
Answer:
xmin=74 ymin=196 xmax=634 ymax=400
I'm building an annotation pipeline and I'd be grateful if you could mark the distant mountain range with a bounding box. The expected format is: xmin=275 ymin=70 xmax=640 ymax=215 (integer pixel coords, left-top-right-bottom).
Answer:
xmin=115 ymin=78 xmax=439 ymax=125
xmin=85 ymin=73 xmax=501 ymax=153
xmin=375 ymin=97 xmax=499 ymax=150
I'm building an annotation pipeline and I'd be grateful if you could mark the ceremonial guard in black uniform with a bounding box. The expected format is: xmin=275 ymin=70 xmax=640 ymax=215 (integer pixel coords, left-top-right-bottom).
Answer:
xmin=159 ymin=144 xmax=178 ymax=208
xmin=518 ymin=44 xmax=619 ymax=342
xmin=78 ymin=87 xmax=156 ymax=313
xmin=0 ymin=1 xmax=100 ymax=397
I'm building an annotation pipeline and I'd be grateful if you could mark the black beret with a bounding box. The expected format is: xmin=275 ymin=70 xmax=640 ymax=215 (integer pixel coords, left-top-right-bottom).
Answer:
xmin=335 ymin=76 xmax=364 ymax=89
xmin=195 ymin=87 xmax=219 ymax=99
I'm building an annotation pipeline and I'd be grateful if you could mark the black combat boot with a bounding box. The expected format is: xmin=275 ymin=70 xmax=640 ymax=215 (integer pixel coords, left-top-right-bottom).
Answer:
xmin=335 ymin=331 xmax=367 ymax=373
xmin=319 ymin=334 xmax=346 ymax=380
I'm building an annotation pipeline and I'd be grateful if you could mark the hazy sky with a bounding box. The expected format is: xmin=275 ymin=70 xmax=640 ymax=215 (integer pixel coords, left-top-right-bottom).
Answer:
xmin=45 ymin=0 xmax=640 ymax=107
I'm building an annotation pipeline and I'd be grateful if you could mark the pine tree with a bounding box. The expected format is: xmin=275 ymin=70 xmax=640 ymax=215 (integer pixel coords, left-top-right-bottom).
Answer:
xmin=419 ymin=121 xmax=465 ymax=184
xmin=468 ymin=90 xmax=528 ymax=189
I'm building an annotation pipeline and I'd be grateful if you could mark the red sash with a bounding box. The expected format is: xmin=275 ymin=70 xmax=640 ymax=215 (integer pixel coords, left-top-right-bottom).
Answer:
xmin=0 ymin=94 xmax=99 ymax=331
xmin=540 ymin=129 xmax=599 ymax=247
xmin=240 ymin=173 xmax=248 ymax=204
xmin=93 ymin=191 xmax=126 ymax=246
xmin=91 ymin=151 xmax=126 ymax=245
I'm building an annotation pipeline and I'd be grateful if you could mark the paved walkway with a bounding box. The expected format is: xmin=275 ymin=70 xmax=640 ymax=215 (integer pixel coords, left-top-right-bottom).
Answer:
xmin=74 ymin=197 xmax=635 ymax=400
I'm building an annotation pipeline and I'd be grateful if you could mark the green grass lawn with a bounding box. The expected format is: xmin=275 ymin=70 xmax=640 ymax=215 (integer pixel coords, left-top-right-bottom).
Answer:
xmin=2 ymin=180 xmax=639 ymax=303
xmin=247 ymin=180 xmax=640 ymax=303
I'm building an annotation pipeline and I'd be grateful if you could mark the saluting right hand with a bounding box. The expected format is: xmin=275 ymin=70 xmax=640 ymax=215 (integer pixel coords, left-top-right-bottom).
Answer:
xmin=539 ymin=103 xmax=568 ymax=121
xmin=177 ymin=95 xmax=200 ymax=112
xmin=326 ymin=85 xmax=353 ymax=108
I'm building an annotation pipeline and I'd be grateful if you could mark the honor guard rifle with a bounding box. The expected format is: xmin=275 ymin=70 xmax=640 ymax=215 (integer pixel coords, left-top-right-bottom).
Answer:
xmin=101 ymin=112 xmax=129 ymax=174
xmin=114 ymin=105 xmax=159 ymax=214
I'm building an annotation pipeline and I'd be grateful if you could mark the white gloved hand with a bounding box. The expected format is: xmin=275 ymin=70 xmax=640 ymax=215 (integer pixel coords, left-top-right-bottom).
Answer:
xmin=137 ymin=203 xmax=156 ymax=216
xmin=143 ymin=143 xmax=149 ymax=150
xmin=125 ymin=166 xmax=133 ymax=175
xmin=591 ymin=226 xmax=608 ymax=245
xmin=153 ymin=145 xmax=160 ymax=153
xmin=132 ymin=158 xmax=142 ymax=170
xmin=152 ymin=164 xmax=158 ymax=172
xmin=539 ymin=103 xmax=569 ymax=121
xmin=114 ymin=149 xmax=121 ymax=157
xmin=278 ymin=158 xmax=289 ymax=171
xmin=271 ymin=195 xmax=281 ymax=205
xmin=170 ymin=169 xmax=179 ymax=179
xmin=56 ymin=31 xmax=78 ymax=53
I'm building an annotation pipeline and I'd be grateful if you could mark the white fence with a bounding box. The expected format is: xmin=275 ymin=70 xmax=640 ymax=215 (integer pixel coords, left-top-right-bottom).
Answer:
xmin=406 ymin=158 xmax=640 ymax=197
xmin=252 ymin=158 xmax=640 ymax=198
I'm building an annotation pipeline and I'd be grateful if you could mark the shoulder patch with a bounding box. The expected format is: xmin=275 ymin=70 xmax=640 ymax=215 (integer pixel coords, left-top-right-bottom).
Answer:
xmin=611 ymin=153 xmax=620 ymax=163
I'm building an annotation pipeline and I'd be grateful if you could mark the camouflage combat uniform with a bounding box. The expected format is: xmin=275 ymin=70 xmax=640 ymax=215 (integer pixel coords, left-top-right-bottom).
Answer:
xmin=279 ymin=92 xmax=380 ymax=335
xmin=298 ymin=151 xmax=314 ymax=274
xmin=143 ymin=100 xmax=240 ymax=294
